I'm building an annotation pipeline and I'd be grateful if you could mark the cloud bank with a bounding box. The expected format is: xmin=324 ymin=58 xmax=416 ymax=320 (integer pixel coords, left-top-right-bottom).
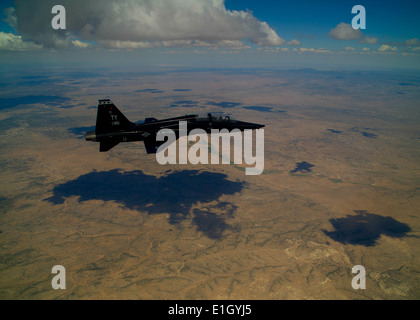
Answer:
xmin=9 ymin=0 xmax=284 ymax=49
xmin=0 ymin=32 xmax=42 ymax=51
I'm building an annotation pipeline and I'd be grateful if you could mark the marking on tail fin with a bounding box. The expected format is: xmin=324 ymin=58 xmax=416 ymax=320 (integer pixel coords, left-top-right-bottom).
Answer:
xmin=96 ymin=99 xmax=134 ymax=134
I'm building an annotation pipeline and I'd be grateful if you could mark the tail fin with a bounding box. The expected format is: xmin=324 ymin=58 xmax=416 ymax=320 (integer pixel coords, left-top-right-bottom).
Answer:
xmin=96 ymin=99 xmax=134 ymax=134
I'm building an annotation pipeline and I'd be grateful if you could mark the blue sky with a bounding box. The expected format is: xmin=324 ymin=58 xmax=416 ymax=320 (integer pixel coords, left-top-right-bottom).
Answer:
xmin=226 ymin=0 xmax=420 ymax=51
xmin=226 ymin=1 xmax=420 ymax=39
xmin=1 ymin=0 xmax=419 ymax=70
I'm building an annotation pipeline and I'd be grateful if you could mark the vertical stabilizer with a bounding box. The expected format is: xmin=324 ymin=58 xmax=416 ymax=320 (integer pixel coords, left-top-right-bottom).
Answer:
xmin=95 ymin=99 xmax=134 ymax=134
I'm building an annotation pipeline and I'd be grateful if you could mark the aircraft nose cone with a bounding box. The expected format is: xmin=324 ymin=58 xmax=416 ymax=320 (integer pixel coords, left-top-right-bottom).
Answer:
xmin=236 ymin=121 xmax=264 ymax=129
xmin=243 ymin=122 xmax=264 ymax=129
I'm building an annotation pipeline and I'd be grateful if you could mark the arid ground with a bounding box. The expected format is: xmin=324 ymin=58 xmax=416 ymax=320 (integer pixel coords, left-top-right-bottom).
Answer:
xmin=0 ymin=67 xmax=419 ymax=299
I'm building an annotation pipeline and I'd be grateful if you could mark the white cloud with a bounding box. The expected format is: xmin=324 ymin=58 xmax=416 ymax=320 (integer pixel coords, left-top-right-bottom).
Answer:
xmin=384 ymin=38 xmax=420 ymax=47
xmin=0 ymin=32 xmax=42 ymax=51
xmin=99 ymin=40 xmax=156 ymax=49
xmin=328 ymin=22 xmax=362 ymax=40
xmin=71 ymin=40 xmax=90 ymax=48
xmin=362 ymin=47 xmax=370 ymax=51
xmin=344 ymin=46 xmax=355 ymax=51
xmin=12 ymin=0 xmax=284 ymax=49
xmin=286 ymin=39 xmax=301 ymax=46
xmin=98 ymin=39 xmax=249 ymax=50
xmin=192 ymin=40 xmax=248 ymax=50
xmin=359 ymin=36 xmax=378 ymax=44
xmin=3 ymin=7 xmax=17 ymax=28
xmin=405 ymin=38 xmax=420 ymax=46
xmin=265 ymin=47 xmax=289 ymax=53
xmin=378 ymin=44 xmax=397 ymax=52
xmin=294 ymin=47 xmax=331 ymax=54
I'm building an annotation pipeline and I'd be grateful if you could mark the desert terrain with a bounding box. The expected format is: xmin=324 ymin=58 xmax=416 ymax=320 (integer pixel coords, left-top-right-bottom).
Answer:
xmin=0 ymin=67 xmax=419 ymax=299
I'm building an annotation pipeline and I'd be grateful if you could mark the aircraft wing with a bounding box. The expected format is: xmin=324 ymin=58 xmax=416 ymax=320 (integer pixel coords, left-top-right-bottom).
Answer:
xmin=143 ymin=137 xmax=165 ymax=154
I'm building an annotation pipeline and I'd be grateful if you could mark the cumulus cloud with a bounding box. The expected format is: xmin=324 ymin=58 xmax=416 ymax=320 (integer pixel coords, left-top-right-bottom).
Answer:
xmin=359 ymin=36 xmax=378 ymax=44
xmin=71 ymin=39 xmax=90 ymax=48
xmin=328 ymin=22 xmax=362 ymax=40
xmin=11 ymin=0 xmax=284 ymax=49
xmin=0 ymin=32 xmax=42 ymax=51
xmin=286 ymin=39 xmax=301 ymax=46
xmin=387 ymin=38 xmax=420 ymax=47
xmin=378 ymin=44 xmax=397 ymax=52
xmin=405 ymin=38 xmax=420 ymax=46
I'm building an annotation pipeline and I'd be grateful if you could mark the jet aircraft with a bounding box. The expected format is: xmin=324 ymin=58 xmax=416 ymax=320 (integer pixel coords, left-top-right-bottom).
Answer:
xmin=85 ymin=99 xmax=264 ymax=153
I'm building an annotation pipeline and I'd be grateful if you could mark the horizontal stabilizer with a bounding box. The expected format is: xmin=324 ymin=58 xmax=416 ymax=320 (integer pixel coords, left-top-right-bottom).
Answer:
xmin=100 ymin=140 xmax=119 ymax=152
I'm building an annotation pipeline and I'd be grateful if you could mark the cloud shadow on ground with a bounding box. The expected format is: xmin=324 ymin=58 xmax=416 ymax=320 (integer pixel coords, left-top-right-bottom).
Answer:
xmin=206 ymin=101 xmax=241 ymax=108
xmin=361 ymin=132 xmax=378 ymax=138
xmin=44 ymin=169 xmax=245 ymax=239
xmin=0 ymin=95 xmax=72 ymax=110
xmin=68 ymin=126 xmax=96 ymax=138
xmin=290 ymin=161 xmax=314 ymax=173
xmin=323 ymin=210 xmax=411 ymax=246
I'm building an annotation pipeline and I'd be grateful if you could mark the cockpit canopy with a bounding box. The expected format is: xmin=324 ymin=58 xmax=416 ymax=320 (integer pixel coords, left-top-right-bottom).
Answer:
xmin=202 ymin=112 xmax=232 ymax=122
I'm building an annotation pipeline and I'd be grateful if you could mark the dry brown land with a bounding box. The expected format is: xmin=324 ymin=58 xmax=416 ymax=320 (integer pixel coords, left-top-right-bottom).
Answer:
xmin=0 ymin=68 xmax=419 ymax=299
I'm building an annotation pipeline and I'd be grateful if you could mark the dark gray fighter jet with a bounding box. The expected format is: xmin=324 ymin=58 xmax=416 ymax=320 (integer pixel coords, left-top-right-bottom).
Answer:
xmin=85 ymin=99 xmax=264 ymax=153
